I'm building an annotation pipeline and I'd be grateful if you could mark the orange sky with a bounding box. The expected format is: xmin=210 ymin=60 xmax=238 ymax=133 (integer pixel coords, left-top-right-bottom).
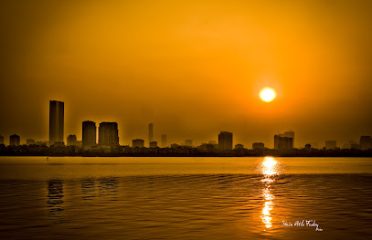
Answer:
xmin=0 ymin=0 xmax=371 ymax=147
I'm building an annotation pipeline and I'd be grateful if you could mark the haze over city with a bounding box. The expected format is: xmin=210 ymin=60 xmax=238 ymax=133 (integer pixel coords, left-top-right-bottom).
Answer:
xmin=1 ymin=1 xmax=372 ymax=239
xmin=1 ymin=0 xmax=372 ymax=147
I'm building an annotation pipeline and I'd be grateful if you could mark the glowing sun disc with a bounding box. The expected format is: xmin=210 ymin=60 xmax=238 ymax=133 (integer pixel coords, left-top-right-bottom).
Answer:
xmin=259 ymin=87 xmax=276 ymax=102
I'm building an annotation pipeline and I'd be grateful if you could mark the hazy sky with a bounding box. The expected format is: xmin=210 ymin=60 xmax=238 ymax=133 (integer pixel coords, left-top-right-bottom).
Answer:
xmin=0 ymin=0 xmax=371 ymax=147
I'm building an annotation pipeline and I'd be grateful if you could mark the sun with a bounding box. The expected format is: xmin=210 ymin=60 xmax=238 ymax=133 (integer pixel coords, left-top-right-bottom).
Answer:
xmin=259 ymin=87 xmax=276 ymax=103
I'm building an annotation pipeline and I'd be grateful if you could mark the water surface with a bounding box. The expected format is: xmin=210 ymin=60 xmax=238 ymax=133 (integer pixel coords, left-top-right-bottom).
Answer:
xmin=0 ymin=157 xmax=371 ymax=239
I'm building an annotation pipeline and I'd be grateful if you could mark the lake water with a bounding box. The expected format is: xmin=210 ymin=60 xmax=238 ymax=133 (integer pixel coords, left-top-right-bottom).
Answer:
xmin=0 ymin=157 xmax=371 ymax=239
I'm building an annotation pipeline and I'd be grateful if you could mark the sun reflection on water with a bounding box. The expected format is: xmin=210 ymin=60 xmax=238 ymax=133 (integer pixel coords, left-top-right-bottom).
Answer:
xmin=261 ymin=156 xmax=278 ymax=230
xmin=262 ymin=157 xmax=278 ymax=177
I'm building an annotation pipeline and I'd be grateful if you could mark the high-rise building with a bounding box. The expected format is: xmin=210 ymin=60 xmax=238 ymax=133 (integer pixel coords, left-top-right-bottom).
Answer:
xmin=132 ymin=139 xmax=145 ymax=148
xmin=274 ymin=131 xmax=294 ymax=151
xmin=49 ymin=100 xmax=64 ymax=145
xmin=98 ymin=122 xmax=119 ymax=146
xmin=274 ymin=135 xmax=293 ymax=150
xmin=325 ymin=140 xmax=337 ymax=150
xmin=218 ymin=131 xmax=233 ymax=151
xmin=0 ymin=135 xmax=4 ymax=145
xmin=9 ymin=134 xmax=20 ymax=146
xmin=82 ymin=121 xmax=97 ymax=147
xmin=161 ymin=134 xmax=167 ymax=147
xmin=360 ymin=136 xmax=372 ymax=150
xmin=148 ymin=123 xmax=154 ymax=146
xmin=67 ymin=134 xmax=77 ymax=146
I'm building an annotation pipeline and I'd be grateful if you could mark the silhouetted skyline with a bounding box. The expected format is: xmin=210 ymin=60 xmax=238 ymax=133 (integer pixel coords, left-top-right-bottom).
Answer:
xmin=0 ymin=100 xmax=371 ymax=155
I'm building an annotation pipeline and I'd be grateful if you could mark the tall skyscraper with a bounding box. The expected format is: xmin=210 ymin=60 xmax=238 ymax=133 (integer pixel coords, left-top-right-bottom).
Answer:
xmin=218 ymin=131 xmax=233 ymax=151
xmin=98 ymin=122 xmax=119 ymax=146
xmin=9 ymin=134 xmax=20 ymax=146
xmin=148 ymin=123 xmax=154 ymax=146
xmin=67 ymin=134 xmax=77 ymax=146
xmin=161 ymin=134 xmax=167 ymax=147
xmin=274 ymin=131 xmax=294 ymax=151
xmin=82 ymin=121 xmax=97 ymax=147
xmin=49 ymin=100 xmax=64 ymax=145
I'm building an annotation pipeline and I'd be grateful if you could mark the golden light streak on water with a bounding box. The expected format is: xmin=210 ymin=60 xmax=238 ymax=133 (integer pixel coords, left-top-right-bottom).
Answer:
xmin=261 ymin=156 xmax=278 ymax=230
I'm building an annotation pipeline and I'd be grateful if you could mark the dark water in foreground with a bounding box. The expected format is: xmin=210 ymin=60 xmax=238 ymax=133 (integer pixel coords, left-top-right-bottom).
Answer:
xmin=0 ymin=157 xmax=371 ymax=239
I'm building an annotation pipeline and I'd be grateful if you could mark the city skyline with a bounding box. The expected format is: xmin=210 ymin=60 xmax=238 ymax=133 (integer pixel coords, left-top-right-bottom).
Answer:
xmin=0 ymin=100 xmax=371 ymax=150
